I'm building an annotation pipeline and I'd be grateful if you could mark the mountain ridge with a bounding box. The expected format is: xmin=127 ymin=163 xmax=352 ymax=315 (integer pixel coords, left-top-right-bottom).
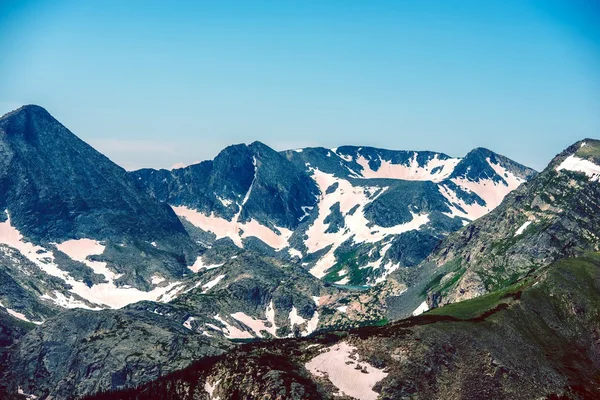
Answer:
xmin=2 ymin=104 xmax=574 ymax=400
xmin=132 ymin=139 xmax=536 ymax=286
xmin=80 ymin=253 xmax=600 ymax=400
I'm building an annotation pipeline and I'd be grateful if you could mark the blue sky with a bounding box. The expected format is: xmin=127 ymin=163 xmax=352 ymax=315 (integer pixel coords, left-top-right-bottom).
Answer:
xmin=1 ymin=0 xmax=599 ymax=170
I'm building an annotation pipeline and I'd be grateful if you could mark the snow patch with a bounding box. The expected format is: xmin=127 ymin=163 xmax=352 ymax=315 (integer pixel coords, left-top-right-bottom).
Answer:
xmin=446 ymin=157 xmax=525 ymax=220
xmin=216 ymin=196 xmax=233 ymax=207
xmin=172 ymin=206 xmax=293 ymax=250
xmin=336 ymin=305 xmax=348 ymax=313
xmin=183 ymin=316 xmax=196 ymax=330
xmin=305 ymin=341 xmax=388 ymax=400
xmin=298 ymin=206 xmax=314 ymax=222
xmin=213 ymin=314 xmax=254 ymax=339
xmin=556 ymin=155 xmax=600 ymax=182
xmin=289 ymin=306 xmax=319 ymax=336
xmin=204 ymin=378 xmax=221 ymax=399
xmin=0 ymin=300 xmax=42 ymax=324
xmin=288 ymin=248 xmax=303 ymax=259
xmin=0 ymin=214 xmax=184 ymax=309
xmin=438 ymin=184 xmax=489 ymax=221
xmin=355 ymin=152 xmax=461 ymax=182
xmin=514 ymin=220 xmax=532 ymax=236
xmin=56 ymin=238 xmax=122 ymax=282
xmin=412 ymin=300 xmax=429 ymax=316
xmin=202 ymin=274 xmax=226 ymax=293
xmin=17 ymin=387 xmax=38 ymax=400
xmin=372 ymin=261 xmax=400 ymax=285
xmin=188 ymin=256 xmax=224 ymax=273
xmin=40 ymin=291 xmax=100 ymax=310
xmin=305 ymin=170 xmax=430 ymax=278
xmin=229 ymin=301 xmax=278 ymax=338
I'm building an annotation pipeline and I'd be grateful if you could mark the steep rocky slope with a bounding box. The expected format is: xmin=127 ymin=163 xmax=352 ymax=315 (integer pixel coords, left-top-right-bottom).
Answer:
xmin=2 ymin=252 xmax=364 ymax=398
xmin=132 ymin=143 xmax=536 ymax=286
xmin=0 ymin=105 xmax=558 ymax=400
xmin=131 ymin=141 xmax=320 ymax=232
xmin=82 ymin=253 xmax=600 ymax=400
xmin=410 ymin=139 xmax=600 ymax=309
xmin=3 ymin=306 xmax=231 ymax=399
xmin=0 ymin=105 xmax=201 ymax=320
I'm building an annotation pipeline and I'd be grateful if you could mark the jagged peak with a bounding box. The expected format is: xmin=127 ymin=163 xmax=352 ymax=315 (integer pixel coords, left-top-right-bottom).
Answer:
xmin=548 ymin=138 xmax=600 ymax=173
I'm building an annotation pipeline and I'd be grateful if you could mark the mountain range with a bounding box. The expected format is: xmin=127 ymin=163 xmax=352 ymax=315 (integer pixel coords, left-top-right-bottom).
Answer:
xmin=0 ymin=105 xmax=597 ymax=399
xmin=131 ymin=137 xmax=535 ymax=287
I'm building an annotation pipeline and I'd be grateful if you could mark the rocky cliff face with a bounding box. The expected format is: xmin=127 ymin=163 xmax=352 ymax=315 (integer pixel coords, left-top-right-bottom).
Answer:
xmin=6 ymin=306 xmax=231 ymax=399
xmin=82 ymin=253 xmax=600 ymax=400
xmin=372 ymin=139 xmax=600 ymax=320
xmin=421 ymin=139 xmax=600 ymax=306
xmin=130 ymin=141 xmax=320 ymax=231
xmin=0 ymin=105 xmax=200 ymax=320
xmin=133 ymin=143 xmax=536 ymax=286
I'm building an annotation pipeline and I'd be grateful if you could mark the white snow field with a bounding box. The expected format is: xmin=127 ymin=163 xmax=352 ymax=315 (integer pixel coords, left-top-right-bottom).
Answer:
xmin=306 ymin=341 xmax=389 ymax=400
xmin=556 ymin=154 xmax=600 ymax=182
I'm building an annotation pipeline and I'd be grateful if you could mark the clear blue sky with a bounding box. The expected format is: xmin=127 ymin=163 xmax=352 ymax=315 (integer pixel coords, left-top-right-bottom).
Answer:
xmin=1 ymin=0 xmax=599 ymax=170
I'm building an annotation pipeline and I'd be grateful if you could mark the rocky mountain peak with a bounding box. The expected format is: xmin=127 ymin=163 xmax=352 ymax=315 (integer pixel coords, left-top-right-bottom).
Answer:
xmin=450 ymin=147 xmax=537 ymax=183
xmin=1 ymin=104 xmax=51 ymax=122
xmin=0 ymin=105 xmax=72 ymax=146
xmin=549 ymin=138 xmax=600 ymax=170
xmin=0 ymin=105 xmax=198 ymax=315
xmin=389 ymin=139 xmax=600 ymax=318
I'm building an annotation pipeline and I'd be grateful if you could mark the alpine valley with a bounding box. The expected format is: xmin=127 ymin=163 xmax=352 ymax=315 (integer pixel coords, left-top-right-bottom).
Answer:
xmin=0 ymin=105 xmax=598 ymax=400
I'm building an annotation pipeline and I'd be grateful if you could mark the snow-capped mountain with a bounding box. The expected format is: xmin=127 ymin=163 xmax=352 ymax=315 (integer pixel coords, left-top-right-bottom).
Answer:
xmin=378 ymin=139 xmax=600 ymax=320
xmin=133 ymin=143 xmax=536 ymax=286
xmin=0 ymin=105 xmax=203 ymax=322
xmin=0 ymin=105 xmax=541 ymax=399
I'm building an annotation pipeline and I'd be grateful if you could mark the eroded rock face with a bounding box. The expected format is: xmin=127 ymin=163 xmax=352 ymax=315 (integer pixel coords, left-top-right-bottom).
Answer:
xmin=420 ymin=139 xmax=600 ymax=307
xmin=81 ymin=254 xmax=600 ymax=400
xmin=8 ymin=307 xmax=231 ymax=399
xmin=0 ymin=105 xmax=200 ymax=318
xmin=130 ymin=141 xmax=320 ymax=231
xmin=134 ymin=143 xmax=536 ymax=286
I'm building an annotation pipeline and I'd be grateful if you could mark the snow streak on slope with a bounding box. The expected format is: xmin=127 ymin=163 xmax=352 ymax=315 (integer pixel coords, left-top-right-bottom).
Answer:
xmin=230 ymin=300 xmax=279 ymax=338
xmin=441 ymin=158 xmax=526 ymax=220
xmin=438 ymin=184 xmax=489 ymax=220
xmin=56 ymin=239 xmax=122 ymax=282
xmin=353 ymin=152 xmax=461 ymax=182
xmin=289 ymin=306 xmax=319 ymax=336
xmin=306 ymin=170 xmax=429 ymax=278
xmin=0 ymin=211 xmax=185 ymax=309
xmin=0 ymin=300 xmax=42 ymax=324
xmin=188 ymin=256 xmax=224 ymax=273
xmin=212 ymin=314 xmax=254 ymax=339
xmin=201 ymin=275 xmax=225 ymax=293
xmin=205 ymin=299 xmax=321 ymax=339
xmin=556 ymin=155 xmax=600 ymax=182
xmin=171 ymin=156 xmax=296 ymax=249
xmin=514 ymin=220 xmax=532 ymax=236
xmin=412 ymin=301 xmax=429 ymax=316
xmin=172 ymin=206 xmax=293 ymax=250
